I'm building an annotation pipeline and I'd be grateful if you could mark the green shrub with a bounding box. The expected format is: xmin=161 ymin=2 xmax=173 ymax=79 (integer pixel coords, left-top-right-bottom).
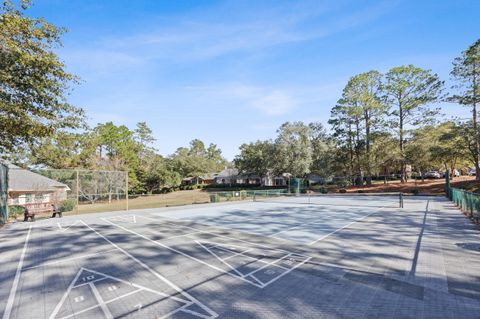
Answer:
xmin=316 ymin=187 xmax=327 ymax=194
xmin=8 ymin=205 xmax=24 ymax=220
xmin=60 ymin=199 xmax=76 ymax=212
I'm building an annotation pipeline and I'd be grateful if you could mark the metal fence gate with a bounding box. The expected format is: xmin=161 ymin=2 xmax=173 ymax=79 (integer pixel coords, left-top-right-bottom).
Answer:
xmin=0 ymin=163 xmax=8 ymax=224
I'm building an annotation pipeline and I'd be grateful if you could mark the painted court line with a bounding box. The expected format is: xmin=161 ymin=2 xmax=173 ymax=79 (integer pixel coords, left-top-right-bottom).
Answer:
xmin=307 ymin=209 xmax=380 ymax=246
xmin=145 ymin=228 xmax=202 ymax=240
xmin=267 ymin=214 xmax=339 ymax=237
xmin=90 ymin=282 xmax=114 ymax=319
xmin=103 ymin=217 xmax=262 ymax=288
xmin=196 ymin=241 xmax=245 ymax=277
xmin=145 ymin=214 xmax=282 ymax=242
xmin=49 ymin=265 xmax=84 ymax=319
xmin=136 ymin=215 xmax=295 ymax=252
xmin=79 ymin=221 xmax=218 ymax=319
xmin=261 ymin=256 xmax=312 ymax=287
xmin=105 ymin=216 xmax=310 ymax=289
xmin=22 ymin=248 xmax=118 ymax=271
xmin=3 ymin=225 xmax=32 ymax=319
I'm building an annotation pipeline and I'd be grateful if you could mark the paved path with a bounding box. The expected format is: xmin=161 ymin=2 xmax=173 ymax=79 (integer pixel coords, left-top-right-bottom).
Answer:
xmin=0 ymin=196 xmax=479 ymax=318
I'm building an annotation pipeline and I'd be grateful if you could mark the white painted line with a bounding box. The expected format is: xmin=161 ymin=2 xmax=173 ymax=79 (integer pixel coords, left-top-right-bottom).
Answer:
xmin=49 ymin=267 xmax=85 ymax=319
xmin=90 ymin=282 xmax=114 ymax=319
xmin=3 ymin=226 xmax=32 ymax=319
xmin=222 ymin=248 xmax=253 ymax=261
xmin=196 ymin=241 xmax=244 ymax=277
xmin=81 ymin=267 xmax=187 ymax=303
xmin=307 ymin=210 xmax=379 ymax=246
xmin=59 ymin=289 xmax=142 ymax=319
xmin=261 ymin=256 xmax=312 ymax=287
xmin=145 ymin=228 xmax=202 ymax=240
xmin=103 ymin=218 xmax=262 ymax=288
xmin=22 ymin=248 xmax=117 ymax=270
xmin=267 ymin=215 xmax=336 ymax=237
xmin=109 ymin=215 xmax=312 ymax=288
xmin=56 ymin=220 xmax=82 ymax=232
xmin=80 ymin=221 xmax=217 ymax=318
xmin=136 ymin=215 xmax=293 ymax=253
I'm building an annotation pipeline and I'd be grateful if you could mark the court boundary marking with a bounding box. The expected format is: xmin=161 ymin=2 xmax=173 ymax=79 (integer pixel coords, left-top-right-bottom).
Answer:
xmin=307 ymin=209 xmax=381 ymax=246
xmin=147 ymin=206 xmax=387 ymax=245
xmin=0 ymin=220 xmax=219 ymax=319
xmin=22 ymin=248 xmax=118 ymax=271
xmin=78 ymin=220 xmax=217 ymax=319
xmin=2 ymin=226 xmax=32 ymax=319
xmin=102 ymin=215 xmax=311 ymax=289
xmin=52 ymin=267 xmax=201 ymax=319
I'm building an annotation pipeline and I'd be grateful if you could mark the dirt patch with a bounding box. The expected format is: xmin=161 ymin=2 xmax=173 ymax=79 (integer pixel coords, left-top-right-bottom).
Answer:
xmin=343 ymin=176 xmax=479 ymax=194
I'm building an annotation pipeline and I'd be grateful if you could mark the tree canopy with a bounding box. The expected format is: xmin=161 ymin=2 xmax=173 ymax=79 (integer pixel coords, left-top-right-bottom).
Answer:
xmin=0 ymin=1 xmax=84 ymax=153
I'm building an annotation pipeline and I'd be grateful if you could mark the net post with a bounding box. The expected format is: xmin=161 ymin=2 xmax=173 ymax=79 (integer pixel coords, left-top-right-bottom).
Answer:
xmin=75 ymin=169 xmax=79 ymax=214
xmin=125 ymin=170 xmax=129 ymax=211
xmin=253 ymin=190 xmax=256 ymax=202
xmin=399 ymin=192 xmax=404 ymax=208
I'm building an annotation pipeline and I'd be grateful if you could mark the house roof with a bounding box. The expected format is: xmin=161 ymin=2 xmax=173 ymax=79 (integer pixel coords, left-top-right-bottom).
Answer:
xmin=215 ymin=168 xmax=239 ymax=178
xmin=4 ymin=162 xmax=70 ymax=192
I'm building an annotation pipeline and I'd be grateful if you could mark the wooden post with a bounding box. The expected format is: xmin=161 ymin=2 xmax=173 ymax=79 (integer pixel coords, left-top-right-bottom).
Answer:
xmin=76 ymin=170 xmax=79 ymax=214
xmin=125 ymin=170 xmax=129 ymax=211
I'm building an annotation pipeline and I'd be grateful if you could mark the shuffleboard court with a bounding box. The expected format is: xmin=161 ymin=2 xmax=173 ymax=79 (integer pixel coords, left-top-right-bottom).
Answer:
xmin=150 ymin=194 xmax=407 ymax=244
xmin=1 ymin=196 xmax=480 ymax=318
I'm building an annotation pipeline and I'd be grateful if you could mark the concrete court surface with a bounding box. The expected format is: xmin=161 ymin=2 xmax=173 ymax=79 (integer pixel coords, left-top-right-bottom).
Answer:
xmin=0 ymin=195 xmax=480 ymax=318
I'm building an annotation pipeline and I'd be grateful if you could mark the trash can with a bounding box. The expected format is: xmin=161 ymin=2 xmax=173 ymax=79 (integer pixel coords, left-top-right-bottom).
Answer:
xmin=210 ymin=194 xmax=218 ymax=203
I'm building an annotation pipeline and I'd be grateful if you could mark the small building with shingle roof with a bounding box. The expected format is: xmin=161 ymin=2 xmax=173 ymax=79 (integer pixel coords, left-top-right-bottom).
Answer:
xmin=5 ymin=162 xmax=70 ymax=211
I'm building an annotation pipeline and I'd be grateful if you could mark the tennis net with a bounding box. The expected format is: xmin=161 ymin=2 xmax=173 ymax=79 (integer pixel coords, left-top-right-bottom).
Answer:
xmin=253 ymin=191 xmax=404 ymax=208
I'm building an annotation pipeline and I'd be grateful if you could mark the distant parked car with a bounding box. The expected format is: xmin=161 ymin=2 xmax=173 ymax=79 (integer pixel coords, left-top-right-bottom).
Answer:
xmin=425 ymin=171 xmax=441 ymax=179
xmin=468 ymin=168 xmax=476 ymax=176
xmin=452 ymin=169 xmax=460 ymax=177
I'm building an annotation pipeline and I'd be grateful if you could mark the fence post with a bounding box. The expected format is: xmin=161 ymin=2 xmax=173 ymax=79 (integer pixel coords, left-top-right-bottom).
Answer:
xmin=125 ymin=170 xmax=129 ymax=211
xmin=76 ymin=170 xmax=79 ymax=214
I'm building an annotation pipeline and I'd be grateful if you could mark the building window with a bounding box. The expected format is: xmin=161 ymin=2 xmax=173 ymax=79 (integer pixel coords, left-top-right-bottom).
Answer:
xmin=25 ymin=194 xmax=34 ymax=203
xmin=35 ymin=193 xmax=45 ymax=202
xmin=12 ymin=197 xmax=19 ymax=205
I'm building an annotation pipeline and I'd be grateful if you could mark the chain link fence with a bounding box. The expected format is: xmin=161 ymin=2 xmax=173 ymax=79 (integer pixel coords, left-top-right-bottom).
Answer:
xmin=0 ymin=163 xmax=8 ymax=224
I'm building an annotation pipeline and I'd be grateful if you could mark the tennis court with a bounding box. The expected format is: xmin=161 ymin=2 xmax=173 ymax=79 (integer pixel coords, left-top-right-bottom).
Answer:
xmin=1 ymin=194 xmax=480 ymax=318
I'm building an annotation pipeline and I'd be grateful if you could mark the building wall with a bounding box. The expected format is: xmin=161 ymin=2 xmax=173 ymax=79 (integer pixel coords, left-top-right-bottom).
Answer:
xmin=8 ymin=189 xmax=67 ymax=206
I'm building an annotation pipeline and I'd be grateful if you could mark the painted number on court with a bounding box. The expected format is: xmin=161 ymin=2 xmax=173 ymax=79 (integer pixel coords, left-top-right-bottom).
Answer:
xmin=82 ymin=275 xmax=95 ymax=282
xmin=265 ymin=269 xmax=276 ymax=275
xmin=74 ymin=296 xmax=84 ymax=303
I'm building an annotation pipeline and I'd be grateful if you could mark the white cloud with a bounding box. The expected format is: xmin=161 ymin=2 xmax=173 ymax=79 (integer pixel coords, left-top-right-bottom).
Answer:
xmin=64 ymin=1 xmax=395 ymax=68
xmin=250 ymin=90 xmax=296 ymax=115
xmin=187 ymin=83 xmax=297 ymax=116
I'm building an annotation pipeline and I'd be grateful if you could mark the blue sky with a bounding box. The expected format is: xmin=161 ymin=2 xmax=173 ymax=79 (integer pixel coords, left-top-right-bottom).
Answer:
xmin=28 ymin=0 xmax=480 ymax=160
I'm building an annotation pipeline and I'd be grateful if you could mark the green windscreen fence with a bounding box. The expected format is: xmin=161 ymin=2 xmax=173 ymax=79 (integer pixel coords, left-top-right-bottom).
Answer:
xmin=447 ymin=187 xmax=480 ymax=222
xmin=0 ymin=163 xmax=8 ymax=224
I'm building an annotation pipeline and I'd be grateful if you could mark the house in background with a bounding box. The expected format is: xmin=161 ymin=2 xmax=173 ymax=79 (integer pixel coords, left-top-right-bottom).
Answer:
xmin=5 ymin=163 xmax=70 ymax=212
xmin=214 ymin=168 xmax=287 ymax=186
xmin=181 ymin=173 xmax=217 ymax=186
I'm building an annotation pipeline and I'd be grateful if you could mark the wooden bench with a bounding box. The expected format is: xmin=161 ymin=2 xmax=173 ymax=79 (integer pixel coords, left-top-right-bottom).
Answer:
xmin=23 ymin=209 xmax=36 ymax=222
xmin=23 ymin=203 xmax=60 ymax=221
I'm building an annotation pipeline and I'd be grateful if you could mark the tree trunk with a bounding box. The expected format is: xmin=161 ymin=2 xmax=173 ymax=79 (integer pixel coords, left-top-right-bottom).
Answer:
xmin=347 ymin=122 xmax=354 ymax=177
xmin=364 ymin=110 xmax=372 ymax=186
xmin=354 ymin=117 xmax=363 ymax=186
xmin=399 ymin=105 xmax=406 ymax=183
xmin=473 ymin=67 xmax=480 ymax=180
